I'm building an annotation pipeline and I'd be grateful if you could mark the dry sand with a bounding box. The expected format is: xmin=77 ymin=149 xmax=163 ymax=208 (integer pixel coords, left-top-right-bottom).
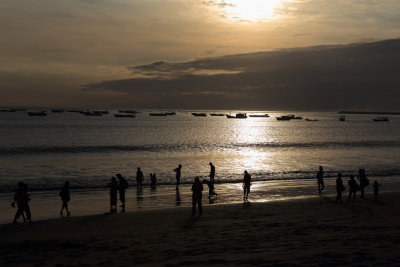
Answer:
xmin=1 ymin=193 xmax=399 ymax=266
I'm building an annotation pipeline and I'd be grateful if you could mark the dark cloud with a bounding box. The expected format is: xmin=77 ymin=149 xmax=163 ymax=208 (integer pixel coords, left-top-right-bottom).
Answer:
xmin=84 ymin=38 xmax=400 ymax=110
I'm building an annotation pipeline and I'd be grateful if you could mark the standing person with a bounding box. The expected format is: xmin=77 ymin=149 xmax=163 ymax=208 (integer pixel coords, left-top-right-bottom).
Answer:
xmin=373 ymin=181 xmax=381 ymax=202
xmin=117 ymin=174 xmax=129 ymax=211
xmin=21 ymin=183 xmax=32 ymax=223
xmin=191 ymin=178 xmax=203 ymax=216
xmin=316 ymin=166 xmax=324 ymax=195
xmin=209 ymin=162 xmax=215 ymax=184
xmin=108 ymin=177 xmax=119 ymax=213
xmin=174 ymin=164 xmax=182 ymax=190
xmin=335 ymin=173 xmax=345 ymax=203
xmin=12 ymin=182 xmax=26 ymax=224
xmin=243 ymin=170 xmax=251 ymax=202
xmin=357 ymin=169 xmax=369 ymax=198
xmin=136 ymin=167 xmax=144 ymax=187
xmin=348 ymin=175 xmax=357 ymax=203
xmin=59 ymin=181 xmax=71 ymax=217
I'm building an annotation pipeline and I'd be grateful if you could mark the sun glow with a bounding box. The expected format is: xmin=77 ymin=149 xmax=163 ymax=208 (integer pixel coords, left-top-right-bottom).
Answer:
xmin=216 ymin=0 xmax=287 ymax=22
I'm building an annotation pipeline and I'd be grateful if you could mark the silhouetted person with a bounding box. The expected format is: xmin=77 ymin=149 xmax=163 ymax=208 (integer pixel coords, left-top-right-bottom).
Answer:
xmin=150 ymin=173 xmax=157 ymax=187
xmin=357 ymin=169 xmax=369 ymax=198
xmin=209 ymin=162 xmax=215 ymax=184
xmin=136 ymin=167 xmax=144 ymax=187
xmin=117 ymin=173 xmax=129 ymax=211
xmin=12 ymin=182 xmax=27 ymax=224
xmin=373 ymin=181 xmax=381 ymax=202
xmin=203 ymin=179 xmax=217 ymax=197
xmin=243 ymin=170 xmax=251 ymax=202
xmin=191 ymin=178 xmax=203 ymax=216
xmin=316 ymin=166 xmax=324 ymax=195
xmin=174 ymin=164 xmax=182 ymax=189
xmin=59 ymin=181 xmax=71 ymax=217
xmin=108 ymin=177 xmax=118 ymax=213
xmin=348 ymin=175 xmax=357 ymax=203
xmin=335 ymin=173 xmax=345 ymax=203
xmin=21 ymin=183 xmax=32 ymax=223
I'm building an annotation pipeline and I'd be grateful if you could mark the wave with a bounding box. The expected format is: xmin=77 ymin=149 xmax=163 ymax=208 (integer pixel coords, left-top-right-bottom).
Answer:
xmin=1 ymin=169 xmax=400 ymax=193
xmin=1 ymin=140 xmax=400 ymax=155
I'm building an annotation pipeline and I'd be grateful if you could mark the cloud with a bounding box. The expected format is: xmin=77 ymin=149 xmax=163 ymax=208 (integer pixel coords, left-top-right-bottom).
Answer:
xmin=83 ymin=38 xmax=400 ymax=110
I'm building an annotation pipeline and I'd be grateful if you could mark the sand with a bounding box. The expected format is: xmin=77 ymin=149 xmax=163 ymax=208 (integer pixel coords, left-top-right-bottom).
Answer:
xmin=1 ymin=193 xmax=399 ymax=266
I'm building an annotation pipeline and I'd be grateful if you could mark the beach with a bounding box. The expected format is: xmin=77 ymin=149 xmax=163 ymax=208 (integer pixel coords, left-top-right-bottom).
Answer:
xmin=1 ymin=192 xmax=399 ymax=266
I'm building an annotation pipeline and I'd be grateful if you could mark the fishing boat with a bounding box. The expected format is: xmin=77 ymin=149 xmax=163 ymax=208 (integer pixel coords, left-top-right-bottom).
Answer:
xmin=28 ymin=111 xmax=47 ymax=116
xmin=166 ymin=112 xmax=176 ymax=115
xmin=306 ymin=118 xmax=319 ymax=121
xmin=150 ymin=113 xmax=168 ymax=116
xmin=226 ymin=113 xmax=247 ymax=119
xmin=114 ymin=113 xmax=135 ymax=118
xmin=373 ymin=116 xmax=389 ymax=122
xmin=249 ymin=114 xmax=270 ymax=118
xmin=276 ymin=116 xmax=291 ymax=121
xmin=210 ymin=113 xmax=225 ymax=116
xmin=192 ymin=113 xmax=207 ymax=117
xmin=51 ymin=109 xmax=65 ymax=113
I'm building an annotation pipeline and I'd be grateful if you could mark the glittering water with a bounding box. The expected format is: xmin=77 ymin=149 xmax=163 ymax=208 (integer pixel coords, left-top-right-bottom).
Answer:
xmin=1 ymin=110 xmax=400 ymax=192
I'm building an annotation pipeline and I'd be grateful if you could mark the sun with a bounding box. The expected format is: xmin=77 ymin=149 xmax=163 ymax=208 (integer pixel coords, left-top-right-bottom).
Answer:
xmin=216 ymin=0 xmax=286 ymax=22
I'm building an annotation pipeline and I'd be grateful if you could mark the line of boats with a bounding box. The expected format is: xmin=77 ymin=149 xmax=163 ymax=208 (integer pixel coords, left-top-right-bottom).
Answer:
xmin=0 ymin=108 xmax=392 ymax=121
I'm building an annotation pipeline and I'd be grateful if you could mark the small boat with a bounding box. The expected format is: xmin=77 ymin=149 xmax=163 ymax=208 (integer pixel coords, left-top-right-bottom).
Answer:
xmin=226 ymin=113 xmax=247 ymax=119
xmin=210 ymin=113 xmax=225 ymax=116
xmin=249 ymin=114 xmax=270 ymax=118
xmin=114 ymin=113 xmax=135 ymax=118
xmin=373 ymin=116 xmax=389 ymax=122
xmin=192 ymin=113 xmax=207 ymax=117
xmin=93 ymin=110 xmax=109 ymax=114
xmin=51 ymin=109 xmax=65 ymax=113
xmin=28 ymin=111 xmax=47 ymax=116
xmin=339 ymin=115 xmax=346 ymax=121
xmin=150 ymin=113 xmax=168 ymax=116
xmin=166 ymin=112 xmax=176 ymax=116
xmin=83 ymin=111 xmax=102 ymax=116
xmin=276 ymin=116 xmax=291 ymax=121
xmin=287 ymin=114 xmax=302 ymax=120
xmin=119 ymin=110 xmax=137 ymax=114
xmin=306 ymin=118 xmax=318 ymax=121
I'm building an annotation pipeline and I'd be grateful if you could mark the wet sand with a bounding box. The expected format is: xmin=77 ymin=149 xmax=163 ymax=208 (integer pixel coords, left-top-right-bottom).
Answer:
xmin=1 ymin=192 xmax=399 ymax=266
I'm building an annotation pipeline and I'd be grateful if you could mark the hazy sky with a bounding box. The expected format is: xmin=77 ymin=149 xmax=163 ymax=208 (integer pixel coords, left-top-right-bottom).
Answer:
xmin=1 ymin=0 xmax=400 ymax=109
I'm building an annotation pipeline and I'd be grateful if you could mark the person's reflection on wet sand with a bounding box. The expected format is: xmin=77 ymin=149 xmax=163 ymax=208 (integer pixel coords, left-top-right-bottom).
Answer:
xmin=136 ymin=186 xmax=144 ymax=204
xmin=176 ymin=188 xmax=181 ymax=206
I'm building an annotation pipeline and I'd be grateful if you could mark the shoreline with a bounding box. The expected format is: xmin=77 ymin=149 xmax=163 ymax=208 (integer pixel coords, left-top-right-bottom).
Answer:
xmin=1 ymin=192 xmax=399 ymax=266
xmin=2 ymin=176 xmax=400 ymax=225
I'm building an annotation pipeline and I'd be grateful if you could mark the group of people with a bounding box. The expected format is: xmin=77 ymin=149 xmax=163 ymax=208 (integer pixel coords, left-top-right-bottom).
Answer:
xmin=11 ymin=163 xmax=384 ymax=224
xmin=316 ymin=166 xmax=381 ymax=204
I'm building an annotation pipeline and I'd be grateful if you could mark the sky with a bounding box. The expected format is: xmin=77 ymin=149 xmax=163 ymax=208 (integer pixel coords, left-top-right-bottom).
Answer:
xmin=1 ymin=0 xmax=400 ymax=109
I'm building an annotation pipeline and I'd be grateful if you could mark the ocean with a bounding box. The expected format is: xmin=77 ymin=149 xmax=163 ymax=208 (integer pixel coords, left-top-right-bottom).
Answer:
xmin=1 ymin=109 xmax=400 ymax=223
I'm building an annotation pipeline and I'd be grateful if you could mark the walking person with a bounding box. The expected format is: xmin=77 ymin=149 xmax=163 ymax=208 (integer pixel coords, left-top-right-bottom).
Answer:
xmin=316 ymin=166 xmax=324 ymax=195
xmin=348 ymin=175 xmax=357 ymax=203
xmin=117 ymin=174 xmax=129 ymax=211
xmin=357 ymin=169 xmax=369 ymax=198
xmin=136 ymin=167 xmax=144 ymax=187
xmin=11 ymin=182 xmax=27 ymax=224
xmin=108 ymin=177 xmax=119 ymax=213
xmin=21 ymin=183 xmax=32 ymax=223
xmin=209 ymin=162 xmax=215 ymax=184
xmin=174 ymin=164 xmax=182 ymax=190
xmin=243 ymin=170 xmax=251 ymax=202
xmin=335 ymin=173 xmax=345 ymax=203
xmin=191 ymin=178 xmax=203 ymax=216
xmin=59 ymin=181 xmax=71 ymax=217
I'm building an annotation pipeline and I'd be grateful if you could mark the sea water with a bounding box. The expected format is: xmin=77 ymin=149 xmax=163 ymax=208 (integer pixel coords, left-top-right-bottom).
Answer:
xmin=1 ymin=110 xmax=399 ymax=223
